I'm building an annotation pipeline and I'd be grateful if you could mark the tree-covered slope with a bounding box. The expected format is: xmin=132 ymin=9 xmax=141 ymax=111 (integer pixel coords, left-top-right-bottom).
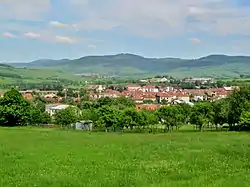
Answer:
xmin=5 ymin=54 xmax=250 ymax=77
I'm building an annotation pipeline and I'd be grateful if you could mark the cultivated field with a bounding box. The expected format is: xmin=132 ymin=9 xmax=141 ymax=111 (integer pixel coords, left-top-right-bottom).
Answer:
xmin=0 ymin=127 xmax=250 ymax=187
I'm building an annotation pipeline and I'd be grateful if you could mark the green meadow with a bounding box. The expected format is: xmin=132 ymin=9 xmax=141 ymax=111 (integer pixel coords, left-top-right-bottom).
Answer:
xmin=0 ymin=127 xmax=249 ymax=187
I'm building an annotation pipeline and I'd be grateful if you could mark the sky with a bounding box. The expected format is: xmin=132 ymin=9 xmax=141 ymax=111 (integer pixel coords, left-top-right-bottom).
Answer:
xmin=1 ymin=0 xmax=250 ymax=61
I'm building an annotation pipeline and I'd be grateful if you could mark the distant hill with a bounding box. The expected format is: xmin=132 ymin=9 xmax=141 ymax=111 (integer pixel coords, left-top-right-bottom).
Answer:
xmin=0 ymin=64 xmax=81 ymax=87
xmin=5 ymin=53 xmax=250 ymax=78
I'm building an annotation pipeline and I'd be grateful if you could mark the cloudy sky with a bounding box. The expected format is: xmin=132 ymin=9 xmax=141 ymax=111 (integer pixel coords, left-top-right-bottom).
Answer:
xmin=1 ymin=0 xmax=250 ymax=61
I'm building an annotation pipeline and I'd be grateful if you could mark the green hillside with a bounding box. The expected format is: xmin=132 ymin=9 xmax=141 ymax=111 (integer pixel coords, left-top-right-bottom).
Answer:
xmin=6 ymin=54 xmax=250 ymax=78
xmin=0 ymin=65 xmax=81 ymax=86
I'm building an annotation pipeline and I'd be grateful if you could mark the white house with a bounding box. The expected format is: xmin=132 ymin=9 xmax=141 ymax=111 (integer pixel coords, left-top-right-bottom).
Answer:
xmin=45 ymin=104 xmax=71 ymax=116
xmin=142 ymin=85 xmax=159 ymax=93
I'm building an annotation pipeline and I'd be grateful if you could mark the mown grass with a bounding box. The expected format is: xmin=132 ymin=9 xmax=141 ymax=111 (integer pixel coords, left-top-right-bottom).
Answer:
xmin=0 ymin=127 xmax=249 ymax=187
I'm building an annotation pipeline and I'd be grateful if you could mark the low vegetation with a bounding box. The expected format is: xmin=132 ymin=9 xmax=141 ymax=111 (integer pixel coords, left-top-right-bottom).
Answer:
xmin=0 ymin=128 xmax=249 ymax=187
xmin=0 ymin=85 xmax=250 ymax=186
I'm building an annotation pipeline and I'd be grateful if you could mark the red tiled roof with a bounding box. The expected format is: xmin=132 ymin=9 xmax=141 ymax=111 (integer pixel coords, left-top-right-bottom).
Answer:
xmin=143 ymin=85 xmax=156 ymax=89
xmin=157 ymin=92 xmax=171 ymax=97
xmin=133 ymin=96 xmax=144 ymax=101
xmin=136 ymin=104 xmax=160 ymax=110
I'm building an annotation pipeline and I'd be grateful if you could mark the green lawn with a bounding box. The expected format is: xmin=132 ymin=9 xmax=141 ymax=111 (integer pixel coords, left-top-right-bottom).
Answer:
xmin=0 ymin=127 xmax=250 ymax=187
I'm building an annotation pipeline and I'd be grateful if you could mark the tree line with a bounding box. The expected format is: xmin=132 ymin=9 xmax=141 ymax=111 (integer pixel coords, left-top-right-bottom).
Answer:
xmin=1 ymin=87 xmax=250 ymax=132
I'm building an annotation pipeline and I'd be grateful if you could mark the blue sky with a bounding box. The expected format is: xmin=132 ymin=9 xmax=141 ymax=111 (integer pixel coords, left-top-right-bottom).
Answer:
xmin=1 ymin=0 xmax=250 ymax=61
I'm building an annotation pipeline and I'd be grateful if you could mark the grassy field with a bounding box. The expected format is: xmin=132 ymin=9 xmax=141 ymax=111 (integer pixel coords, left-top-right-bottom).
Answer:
xmin=0 ymin=127 xmax=250 ymax=187
xmin=0 ymin=66 xmax=85 ymax=85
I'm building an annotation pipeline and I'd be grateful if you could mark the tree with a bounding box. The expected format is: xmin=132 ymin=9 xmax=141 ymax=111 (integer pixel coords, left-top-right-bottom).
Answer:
xmin=0 ymin=89 xmax=34 ymax=127
xmin=213 ymin=99 xmax=229 ymax=129
xmin=30 ymin=108 xmax=51 ymax=125
xmin=79 ymin=89 xmax=89 ymax=101
xmin=143 ymin=100 xmax=154 ymax=104
xmin=179 ymin=104 xmax=192 ymax=124
xmin=112 ymin=97 xmax=135 ymax=109
xmin=157 ymin=105 xmax=184 ymax=132
xmin=240 ymin=111 xmax=250 ymax=129
xmin=54 ymin=107 xmax=79 ymax=127
xmin=79 ymin=89 xmax=87 ymax=97
xmin=123 ymin=108 xmax=140 ymax=130
xmin=96 ymin=97 xmax=113 ymax=108
xmin=137 ymin=110 xmax=149 ymax=130
xmin=190 ymin=102 xmax=214 ymax=132
xmin=97 ymin=106 xmax=124 ymax=132
xmin=57 ymin=89 xmax=65 ymax=97
xmin=80 ymin=108 xmax=99 ymax=123
xmin=227 ymin=86 xmax=250 ymax=130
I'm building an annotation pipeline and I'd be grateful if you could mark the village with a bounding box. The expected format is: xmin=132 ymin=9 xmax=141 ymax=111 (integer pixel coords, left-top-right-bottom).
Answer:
xmin=7 ymin=81 xmax=238 ymax=115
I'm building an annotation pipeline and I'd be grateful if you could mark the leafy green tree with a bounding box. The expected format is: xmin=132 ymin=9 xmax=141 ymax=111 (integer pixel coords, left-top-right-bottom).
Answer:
xmin=112 ymin=97 xmax=135 ymax=109
xmin=213 ymin=98 xmax=229 ymax=129
xmin=57 ymin=89 xmax=65 ymax=97
xmin=146 ymin=111 xmax=159 ymax=132
xmin=240 ymin=111 xmax=250 ymax=128
xmin=137 ymin=110 xmax=149 ymax=130
xmin=80 ymin=109 xmax=99 ymax=123
xmin=79 ymin=89 xmax=87 ymax=97
xmin=30 ymin=108 xmax=51 ymax=125
xmin=179 ymin=104 xmax=192 ymax=124
xmin=123 ymin=108 xmax=140 ymax=130
xmin=96 ymin=97 xmax=113 ymax=108
xmin=97 ymin=106 xmax=124 ymax=132
xmin=227 ymin=86 xmax=250 ymax=130
xmin=190 ymin=102 xmax=214 ymax=132
xmin=143 ymin=100 xmax=154 ymax=104
xmin=0 ymin=89 xmax=34 ymax=127
xmin=54 ymin=107 xmax=79 ymax=127
xmin=157 ymin=105 xmax=184 ymax=132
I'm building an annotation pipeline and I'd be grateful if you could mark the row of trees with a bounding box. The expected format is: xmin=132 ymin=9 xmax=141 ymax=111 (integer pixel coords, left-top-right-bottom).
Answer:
xmin=1 ymin=87 xmax=250 ymax=132
xmin=53 ymin=86 xmax=250 ymax=132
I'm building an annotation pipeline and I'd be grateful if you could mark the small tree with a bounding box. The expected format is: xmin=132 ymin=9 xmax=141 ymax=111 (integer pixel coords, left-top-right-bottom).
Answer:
xmin=190 ymin=102 xmax=214 ymax=132
xmin=123 ymin=108 xmax=139 ymax=131
xmin=157 ymin=106 xmax=183 ymax=132
xmin=240 ymin=111 xmax=250 ymax=129
xmin=227 ymin=86 xmax=250 ymax=130
xmin=0 ymin=89 xmax=34 ymax=127
xmin=213 ymin=99 xmax=229 ymax=130
xmin=97 ymin=106 xmax=124 ymax=132
xmin=29 ymin=108 xmax=51 ymax=125
xmin=54 ymin=107 xmax=79 ymax=127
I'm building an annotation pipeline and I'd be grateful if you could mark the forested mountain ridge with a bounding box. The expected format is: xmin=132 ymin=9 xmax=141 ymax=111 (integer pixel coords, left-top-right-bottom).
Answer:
xmin=5 ymin=54 xmax=250 ymax=77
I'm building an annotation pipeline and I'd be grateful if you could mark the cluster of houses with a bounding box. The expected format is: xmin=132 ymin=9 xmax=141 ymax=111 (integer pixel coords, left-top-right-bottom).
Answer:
xmin=0 ymin=84 xmax=238 ymax=113
xmin=88 ymin=84 xmax=238 ymax=110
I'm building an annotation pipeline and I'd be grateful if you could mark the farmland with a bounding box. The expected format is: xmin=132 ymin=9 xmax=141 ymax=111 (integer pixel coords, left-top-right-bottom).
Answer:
xmin=0 ymin=127 xmax=249 ymax=187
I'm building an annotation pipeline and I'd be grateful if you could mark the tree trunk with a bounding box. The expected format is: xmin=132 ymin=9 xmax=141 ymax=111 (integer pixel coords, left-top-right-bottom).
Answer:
xmin=199 ymin=125 xmax=203 ymax=132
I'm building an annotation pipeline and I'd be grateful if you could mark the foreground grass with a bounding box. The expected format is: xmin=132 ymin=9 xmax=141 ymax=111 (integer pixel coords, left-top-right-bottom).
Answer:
xmin=0 ymin=128 xmax=250 ymax=187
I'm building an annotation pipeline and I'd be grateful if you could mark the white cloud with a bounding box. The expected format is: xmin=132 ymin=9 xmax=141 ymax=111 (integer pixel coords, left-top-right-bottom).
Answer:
xmin=23 ymin=32 xmax=40 ymax=38
xmin=55 ymin=36 xmax=76 ymax=44
xmin=68 ymin=0 xmax=250 ymax=38
xmin=189 ymin=37 xmax=201 ymax=44
xmin=2 ymin=32 xmax=16 ymax=38
xmin=49 ymin=21 xmax=69 ymax=28
xmin=1 ymin=0 xmax=250 ymax=40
